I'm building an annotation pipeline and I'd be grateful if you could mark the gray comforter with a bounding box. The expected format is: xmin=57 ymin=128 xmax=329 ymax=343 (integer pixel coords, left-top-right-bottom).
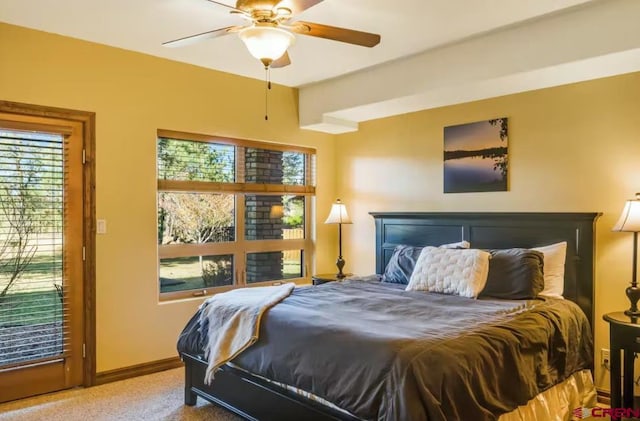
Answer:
xmin=177 ymin=279 xmax=593 ymax=421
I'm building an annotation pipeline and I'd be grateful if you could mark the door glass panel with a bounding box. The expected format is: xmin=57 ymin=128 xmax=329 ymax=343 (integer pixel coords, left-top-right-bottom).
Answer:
xmin=0 ymin=130 xmax=64 ymax=367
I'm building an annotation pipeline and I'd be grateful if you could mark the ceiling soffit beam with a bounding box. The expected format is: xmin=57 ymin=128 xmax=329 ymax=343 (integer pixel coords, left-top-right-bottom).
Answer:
xmin=298 ymin=0 xmax=640 ymax=134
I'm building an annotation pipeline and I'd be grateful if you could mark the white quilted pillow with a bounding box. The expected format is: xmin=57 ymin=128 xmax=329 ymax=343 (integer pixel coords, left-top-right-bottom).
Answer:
xmin=406 ymin=247 xmax=491 ymax=298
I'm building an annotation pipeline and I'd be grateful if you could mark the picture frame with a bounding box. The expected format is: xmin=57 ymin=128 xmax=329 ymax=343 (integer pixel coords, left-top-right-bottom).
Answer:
xmin=443 ymin=118 xmax=508 ymax=193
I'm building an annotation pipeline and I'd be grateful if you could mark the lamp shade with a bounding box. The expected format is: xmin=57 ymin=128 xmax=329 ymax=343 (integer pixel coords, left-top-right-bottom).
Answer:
xmin=324 ymin=199 xmax=352 ymax=224
xmin=613 ymin=193 xmax=640 ymax=232
xmin=239 ymin=25 xmax=295 ymax=66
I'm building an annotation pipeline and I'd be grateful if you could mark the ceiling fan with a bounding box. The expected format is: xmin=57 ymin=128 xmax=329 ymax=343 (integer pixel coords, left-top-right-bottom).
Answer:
xmin=163 ymin=0 xmax=381 ymax=69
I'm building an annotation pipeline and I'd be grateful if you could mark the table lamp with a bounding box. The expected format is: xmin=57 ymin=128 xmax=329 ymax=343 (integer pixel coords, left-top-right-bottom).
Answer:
xmin=324 ymin=199 xmax=352 ymax=278
xmin=613 ymin=192 xmax=640 ymax=316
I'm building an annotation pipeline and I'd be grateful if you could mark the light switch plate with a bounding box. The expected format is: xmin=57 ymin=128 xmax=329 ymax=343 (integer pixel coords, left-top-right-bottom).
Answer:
xmin=97 ymin=219 xmax=107 ymax=234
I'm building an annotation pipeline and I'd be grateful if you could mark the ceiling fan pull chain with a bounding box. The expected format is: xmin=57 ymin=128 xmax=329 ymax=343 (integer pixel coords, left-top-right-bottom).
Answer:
xmin=264 ymin=67 xmax=269 ymax=121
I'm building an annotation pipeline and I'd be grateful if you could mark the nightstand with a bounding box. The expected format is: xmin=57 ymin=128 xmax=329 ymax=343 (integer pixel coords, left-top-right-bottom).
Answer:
xmin=603 ymin=312 xmax=640 ymax=409
xmin=311 ymin=273 xmax=352 ymax=286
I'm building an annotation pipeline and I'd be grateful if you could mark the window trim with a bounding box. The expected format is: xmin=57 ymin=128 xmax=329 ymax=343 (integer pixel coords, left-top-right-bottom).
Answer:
xmin=157 ymin=179 xmax=315 ymax=195
xmin=157 ymin=129 xmax=316 ymax=155
xmin=157 ymin=129 xmax=315 ymax=301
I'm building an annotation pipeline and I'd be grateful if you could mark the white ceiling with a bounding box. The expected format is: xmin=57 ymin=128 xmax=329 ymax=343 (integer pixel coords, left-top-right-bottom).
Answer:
xmin=3 ymin=0 xmax=640 ymax=134
xmin=0 ymin=0 xmax=595 ymax=87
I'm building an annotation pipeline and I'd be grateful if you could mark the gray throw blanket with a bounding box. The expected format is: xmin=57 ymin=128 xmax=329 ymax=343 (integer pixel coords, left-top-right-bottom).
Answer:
xmin=201 ymin=282 xmax=295 ymax=384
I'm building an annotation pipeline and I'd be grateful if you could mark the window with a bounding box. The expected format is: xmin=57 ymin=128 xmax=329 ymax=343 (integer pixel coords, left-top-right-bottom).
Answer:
xmin=157 ymin=130 xmax=315 ymax=299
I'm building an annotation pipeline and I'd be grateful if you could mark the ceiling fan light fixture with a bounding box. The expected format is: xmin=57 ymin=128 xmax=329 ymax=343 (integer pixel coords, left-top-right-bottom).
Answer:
xmin=239 ymin=25 xmax=295 ymax=67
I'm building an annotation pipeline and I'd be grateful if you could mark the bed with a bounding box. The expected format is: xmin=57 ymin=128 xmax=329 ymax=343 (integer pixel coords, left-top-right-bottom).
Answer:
xmin=177 ymin=211 xmax=600 ymax=421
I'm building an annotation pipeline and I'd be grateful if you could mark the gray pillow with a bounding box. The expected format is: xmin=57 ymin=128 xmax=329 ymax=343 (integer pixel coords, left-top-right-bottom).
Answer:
xmin=480 ymin=248 xmax=545 ymax=299
xmin=382 ymin=245 xmax=423 ymax=284
xmin=382 ymin=241 xmax=470 ymax=284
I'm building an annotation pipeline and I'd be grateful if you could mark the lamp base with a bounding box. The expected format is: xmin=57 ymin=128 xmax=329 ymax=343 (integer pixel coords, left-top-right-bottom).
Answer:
xmin=336 ymin=257 xmax=346 ymax=279
xmin=624 ymin=309 xmax=640 ymax=317
xmin=625 ymin=284 xmax=640 ymax=317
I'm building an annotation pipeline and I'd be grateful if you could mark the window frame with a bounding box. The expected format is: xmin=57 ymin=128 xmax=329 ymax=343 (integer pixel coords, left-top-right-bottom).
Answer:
xmin=157 ymin=129 xmax=315 ymax=301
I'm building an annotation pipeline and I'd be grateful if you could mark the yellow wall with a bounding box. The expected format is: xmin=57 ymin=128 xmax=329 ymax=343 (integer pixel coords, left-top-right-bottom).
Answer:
xmin=0 ymin=23 xmax=336 ymax=372
xmin=3 ymin=20 xmax=639 ymax=391
xmin=335 ymin=72 xmax=640 ymax=390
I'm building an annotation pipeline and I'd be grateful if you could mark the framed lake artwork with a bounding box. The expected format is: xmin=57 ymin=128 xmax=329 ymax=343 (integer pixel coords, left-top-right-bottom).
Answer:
xmin=443 ymin=118 xmax=508 ymax=193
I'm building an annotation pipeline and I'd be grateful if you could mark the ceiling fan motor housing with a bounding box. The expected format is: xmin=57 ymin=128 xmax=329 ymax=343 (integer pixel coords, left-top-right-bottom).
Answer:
xmin=236 ymin=0 xmax=281 ymax=13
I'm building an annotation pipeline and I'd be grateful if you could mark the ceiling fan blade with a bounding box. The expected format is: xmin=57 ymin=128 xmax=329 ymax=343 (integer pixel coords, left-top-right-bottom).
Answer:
xmin=162 ymin=26 xmax=243 ymax=48
xmin=292 ymin=21 xmax=380 ymax=47
xmin=271 ymin=51 xmax=291 ymax=68
xmin=276 ymin=0 xmax=324 ymax=15
xmin=205 ymin=0 xmax=246 ymax=13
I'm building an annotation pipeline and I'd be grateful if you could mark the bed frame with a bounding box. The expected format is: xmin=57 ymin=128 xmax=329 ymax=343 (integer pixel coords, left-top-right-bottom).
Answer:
xmin=182 ymin=212 xmax=600 ymax=421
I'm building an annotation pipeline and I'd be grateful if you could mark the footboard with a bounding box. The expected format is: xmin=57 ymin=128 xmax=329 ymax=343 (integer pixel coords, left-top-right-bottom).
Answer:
xmin=182 ymin=353 xmax=360 ymax=421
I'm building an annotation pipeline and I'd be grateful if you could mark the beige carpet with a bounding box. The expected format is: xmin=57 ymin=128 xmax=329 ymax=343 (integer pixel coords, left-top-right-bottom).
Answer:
xmin=0 ymin=368 xmax=243 ymax=421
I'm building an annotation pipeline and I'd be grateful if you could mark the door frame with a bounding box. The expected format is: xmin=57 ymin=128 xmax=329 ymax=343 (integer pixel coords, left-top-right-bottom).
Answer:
xmin=0 ymin=100 xmax=97 ymax=387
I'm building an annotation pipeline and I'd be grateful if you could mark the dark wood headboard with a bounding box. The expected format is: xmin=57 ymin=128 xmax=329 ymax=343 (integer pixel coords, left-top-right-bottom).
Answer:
xmin=370 ymin=212 xmax=600 ymax=327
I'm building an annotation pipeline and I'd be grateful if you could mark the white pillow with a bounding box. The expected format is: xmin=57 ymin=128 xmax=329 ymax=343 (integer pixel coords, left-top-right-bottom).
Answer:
xmin=406 ymin=247 xmax=490 ymax=298
xmin=532 ymin=242 xmax=567 ymax=298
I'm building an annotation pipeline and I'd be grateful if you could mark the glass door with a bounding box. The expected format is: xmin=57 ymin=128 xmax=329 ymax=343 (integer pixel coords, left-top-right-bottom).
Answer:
xmin=0 ymin=115 xmax=84 ymax=402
